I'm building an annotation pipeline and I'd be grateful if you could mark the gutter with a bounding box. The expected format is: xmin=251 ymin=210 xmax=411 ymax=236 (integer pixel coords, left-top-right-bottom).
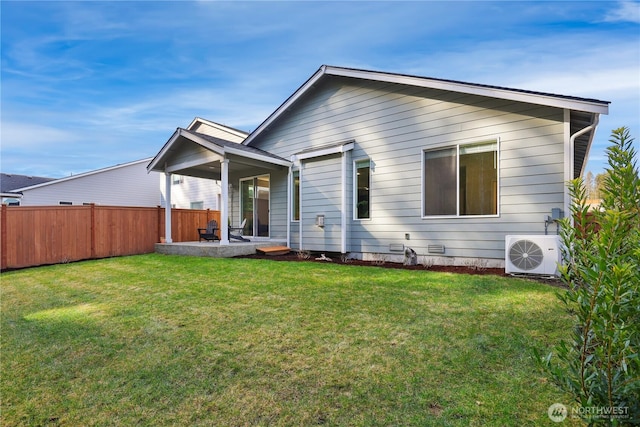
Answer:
xmin=565 ymin=113 xmax=600 ymax=225
xmin=570 ymin=113 xmax=599 ymax=179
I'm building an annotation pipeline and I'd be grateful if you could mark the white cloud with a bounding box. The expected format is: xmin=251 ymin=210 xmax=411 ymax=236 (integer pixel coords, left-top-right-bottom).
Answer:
xmin=0 ymin=122 xmax=81 ymax=150
xmin=603 ymin=1 xmax=640 ymax=24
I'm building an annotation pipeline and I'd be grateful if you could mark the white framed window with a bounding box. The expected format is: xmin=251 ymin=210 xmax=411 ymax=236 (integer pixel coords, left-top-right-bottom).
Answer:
xmin=291 ymin=170 xmax=300 ymax=221
xmin=422 ymin=140 xmax=499 ymax=218
xmin=354 ymin=158 xmax=371 ymax=220
xmin=172 ymin=174 xmax=183 ymax=185
xmin=190 ymin=201 xmax=204 ymax=210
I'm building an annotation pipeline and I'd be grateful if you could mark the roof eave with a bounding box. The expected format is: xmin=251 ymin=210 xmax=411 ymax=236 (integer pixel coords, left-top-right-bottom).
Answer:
xmin=147 ymin=128 xmax=182 ymax=173
xmin=148 ymin=128 xmax=227 ymax=173
xmin=1 ymin=192 xmax=23 ymax=198
xmin=149 ymin=128 xmax=291 ymax=173
xmin=225 ymin=146 xmax=291 ymax=167
xmin=243 ymin=65 xmax=609 ymax=147
xmin=243 ymin=65 xmax=328 ymax=146
xmin=324 ymin=66 xmax=610 ymax=115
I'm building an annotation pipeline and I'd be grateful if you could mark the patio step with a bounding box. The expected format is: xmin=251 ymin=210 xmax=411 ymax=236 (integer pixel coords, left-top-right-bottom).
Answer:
xmin=256 ymin=246 xmax=291 ymax=256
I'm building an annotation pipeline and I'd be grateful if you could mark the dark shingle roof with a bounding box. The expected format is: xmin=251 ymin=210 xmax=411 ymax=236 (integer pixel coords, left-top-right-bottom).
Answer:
xmin=1 ymin=173 xmax=56 ymax=193
xmin=331 ymin=65 xmax=611 ymax=105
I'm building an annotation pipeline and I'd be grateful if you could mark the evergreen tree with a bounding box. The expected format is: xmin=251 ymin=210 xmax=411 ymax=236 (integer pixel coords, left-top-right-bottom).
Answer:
xmin=537 ymin=127 xmax=640 ymax=425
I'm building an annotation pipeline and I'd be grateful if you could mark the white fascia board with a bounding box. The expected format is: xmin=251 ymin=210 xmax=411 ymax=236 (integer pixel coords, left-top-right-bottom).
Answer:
xmin=147 ymin=128 xmax=181 ymax=172
xmin=1 ymin=192 xmax=22 ymax=198
xmin=224 ymin=146 xmax=291 ymax=167
xmin=148 ymin=128 xmax=225 ymax=173
xmin=243 ymin=66 xmax=327 ymax=146
xmin=292 ymin=141 xmax=354 ymax=162
xmin=324 ymin=66 xmax=610 ymax=115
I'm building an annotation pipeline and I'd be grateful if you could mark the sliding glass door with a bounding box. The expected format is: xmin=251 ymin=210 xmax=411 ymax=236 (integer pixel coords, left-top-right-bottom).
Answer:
xmin=240 ymin=175 xmax=270 ymax=237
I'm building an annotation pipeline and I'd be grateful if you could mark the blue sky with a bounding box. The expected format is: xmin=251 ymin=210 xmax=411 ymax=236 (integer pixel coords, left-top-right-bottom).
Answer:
xmin=1 ymin=1 xmax=639 ymax=178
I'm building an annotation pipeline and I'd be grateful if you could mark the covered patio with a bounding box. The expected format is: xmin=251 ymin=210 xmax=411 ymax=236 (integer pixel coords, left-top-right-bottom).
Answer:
xmin=147 ymin=128 xmax=292 ymax=253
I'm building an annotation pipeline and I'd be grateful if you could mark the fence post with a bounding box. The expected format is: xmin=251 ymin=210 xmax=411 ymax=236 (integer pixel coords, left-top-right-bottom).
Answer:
xmin=90 ymin=204 xmax=96 ymax=259
xmin=1 ymin=204 xmax=7 ymax=270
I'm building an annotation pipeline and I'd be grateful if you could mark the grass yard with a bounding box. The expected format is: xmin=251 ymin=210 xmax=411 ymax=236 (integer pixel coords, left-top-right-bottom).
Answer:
xmin=1 ymin=254 xmax=582 ymax=426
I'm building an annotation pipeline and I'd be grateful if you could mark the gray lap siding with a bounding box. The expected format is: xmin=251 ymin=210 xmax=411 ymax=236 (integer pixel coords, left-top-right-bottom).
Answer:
xmin=251 ymin=76 xmax=566 ymax=260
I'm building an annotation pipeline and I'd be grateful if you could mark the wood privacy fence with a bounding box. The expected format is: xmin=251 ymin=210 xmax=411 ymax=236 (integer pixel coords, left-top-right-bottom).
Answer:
xmin=0 ymin=205 xmax=220 ymax=270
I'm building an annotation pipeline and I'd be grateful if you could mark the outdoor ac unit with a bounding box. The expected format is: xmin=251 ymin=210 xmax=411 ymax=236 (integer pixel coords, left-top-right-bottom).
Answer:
xmin=505 ymin=235 xmax=561 ymax=276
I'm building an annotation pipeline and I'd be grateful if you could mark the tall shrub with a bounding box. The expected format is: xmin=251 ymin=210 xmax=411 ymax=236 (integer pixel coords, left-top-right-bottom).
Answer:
xmin=538 ymin=127 xmax=640 ymax=425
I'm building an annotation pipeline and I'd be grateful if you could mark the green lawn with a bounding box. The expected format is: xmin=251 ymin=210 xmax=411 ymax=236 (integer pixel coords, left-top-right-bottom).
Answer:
xmin=1 ymin=254 xmax=582 ymax=426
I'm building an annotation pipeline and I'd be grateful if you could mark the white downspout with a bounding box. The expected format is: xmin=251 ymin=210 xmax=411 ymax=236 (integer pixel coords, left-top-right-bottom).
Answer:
xmin=570 ymin=114 xmax=599 ymax=179
xmin=567 ymin=113 xmax=599 ymax=222
xmin=286 ymin=165 xmax=291 ymax=248
xmin=299 ymin=161 xmax=304 ymax=251
xmin=341 ymin=150 xmax=347 ymax=254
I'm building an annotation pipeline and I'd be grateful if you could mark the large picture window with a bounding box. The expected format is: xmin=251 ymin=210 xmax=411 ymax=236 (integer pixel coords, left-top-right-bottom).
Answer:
xmin=354 ymin=159 xmax=371 ymax=219
xmin=423 ymin=141 xmax=498 ymax=217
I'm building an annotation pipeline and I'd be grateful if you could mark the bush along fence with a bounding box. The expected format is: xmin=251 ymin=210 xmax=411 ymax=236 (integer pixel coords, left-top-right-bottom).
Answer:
xmin=0 ymin=205 xmax=220 ymax=270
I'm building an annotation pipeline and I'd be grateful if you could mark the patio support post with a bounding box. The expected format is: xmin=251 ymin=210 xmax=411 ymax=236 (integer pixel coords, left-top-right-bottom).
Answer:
xmin=164 ymin=171 xmax=173 ymax=243
xmin=299 ymin=161 xmax=304 ymax=250
xmin=220 ymin=158 xmax=230 ymax=245
xmin=286 ymin=165 xmax=292 ymax=248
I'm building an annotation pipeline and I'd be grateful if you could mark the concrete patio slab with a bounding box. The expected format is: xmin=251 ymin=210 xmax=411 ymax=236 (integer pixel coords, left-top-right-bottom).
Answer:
xmin=155 ymin=240 xmax=288 ymax=258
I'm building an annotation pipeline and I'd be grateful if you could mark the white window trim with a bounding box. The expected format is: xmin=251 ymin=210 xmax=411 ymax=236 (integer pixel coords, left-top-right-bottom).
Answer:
xmin=353 ymin=157 xmax=372 ymax=221
xmin=421 ymin=138 xmax=500 ymax=219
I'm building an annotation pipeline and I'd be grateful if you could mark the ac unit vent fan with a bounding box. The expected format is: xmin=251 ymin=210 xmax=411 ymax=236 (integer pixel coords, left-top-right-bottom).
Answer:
xmin=508 ymin=239 xmax=544 ymax=271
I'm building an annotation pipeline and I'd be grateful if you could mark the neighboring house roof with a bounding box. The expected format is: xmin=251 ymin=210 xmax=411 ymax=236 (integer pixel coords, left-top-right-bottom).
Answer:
xmin=1 ymin=173 xmax=56 ymax=197
xmin=11 ymin=158 xmax=154 ymax=192
xmin=242 ymin=65 xmax=610 ymax=178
